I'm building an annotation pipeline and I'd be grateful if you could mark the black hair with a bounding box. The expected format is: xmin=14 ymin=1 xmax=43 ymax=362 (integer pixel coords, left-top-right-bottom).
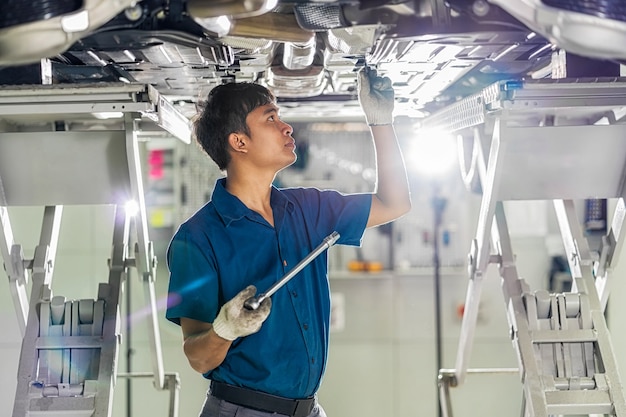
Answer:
xmin=193 ymin=82 xmax=275 ymax=171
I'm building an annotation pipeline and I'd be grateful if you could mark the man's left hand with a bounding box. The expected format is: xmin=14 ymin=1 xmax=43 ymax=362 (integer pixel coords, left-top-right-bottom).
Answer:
xmin=357 ymin=66 xmax=395 ymax=126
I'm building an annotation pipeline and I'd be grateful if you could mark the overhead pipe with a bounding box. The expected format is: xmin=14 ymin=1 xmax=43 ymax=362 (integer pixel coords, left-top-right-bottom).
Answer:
xmin=283 ymin=35 xmax=316 ymax=70
xmin=186 ymin=0 xmax=277 ymax=19
xmin=229 ymin=13 xmax=314 ymax=44
xmin=188 ymin=0 xmax=314 ymax=44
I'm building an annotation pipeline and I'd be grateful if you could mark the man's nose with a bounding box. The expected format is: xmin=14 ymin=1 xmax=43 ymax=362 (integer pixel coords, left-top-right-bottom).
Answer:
xmin=281 ymin=120 xmax=293 ymax=135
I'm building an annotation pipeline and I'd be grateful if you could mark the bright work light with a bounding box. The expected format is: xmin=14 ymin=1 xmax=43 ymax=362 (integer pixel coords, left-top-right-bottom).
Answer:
xmin=407 ymin=128 xmax=458 ymax=176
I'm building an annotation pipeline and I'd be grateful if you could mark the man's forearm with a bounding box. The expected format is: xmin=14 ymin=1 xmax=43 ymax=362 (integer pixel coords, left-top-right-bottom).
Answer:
xmin=183 ymin=326 xmax=231 ymax=374
xmin=370 ymin=124 xmax=411 ymax=216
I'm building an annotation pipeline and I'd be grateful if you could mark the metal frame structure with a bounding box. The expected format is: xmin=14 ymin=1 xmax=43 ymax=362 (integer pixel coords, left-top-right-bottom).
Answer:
xmin=0 ymin=83 xmax=187 ymax=417
xmin=423 ymin=78 xmax=626 ymax=417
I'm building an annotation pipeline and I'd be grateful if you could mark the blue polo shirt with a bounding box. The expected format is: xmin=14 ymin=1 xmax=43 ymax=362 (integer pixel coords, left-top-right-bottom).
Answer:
xmin=165 ymin=178 xmax=371 ymax=399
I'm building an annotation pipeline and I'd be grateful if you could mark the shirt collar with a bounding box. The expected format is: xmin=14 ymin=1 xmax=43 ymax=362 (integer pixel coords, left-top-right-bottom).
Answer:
xmin=211 ymin=177 xmax=294 ymax=227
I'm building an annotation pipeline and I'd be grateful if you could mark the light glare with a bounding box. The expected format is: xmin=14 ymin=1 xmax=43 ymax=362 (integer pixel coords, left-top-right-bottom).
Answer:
xmin=92 ymin=112 xmax=124 ymax=120
xmin=194 ymin=16 xmax=232 ymax=37
xmin=61 ymin=10 xmax=89 ymax=32
xmin=125 ymin=200 xmax=140 ymax=217
xmin=408 ymin=129 xmax=458 ymax=176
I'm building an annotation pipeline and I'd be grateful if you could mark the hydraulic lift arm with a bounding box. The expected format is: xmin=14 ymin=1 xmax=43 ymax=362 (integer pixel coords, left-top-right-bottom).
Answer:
xmin=0 ymin=83 xmax=188 ymax=417
xmin=423 ymin=78 xmax=626 ymax=417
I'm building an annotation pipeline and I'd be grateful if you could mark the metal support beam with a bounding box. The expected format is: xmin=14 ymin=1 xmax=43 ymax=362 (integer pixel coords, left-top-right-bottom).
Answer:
xmin=13 ymin=205 xmax=63 ymax=416
xmin=454 ymin=118 xmax=506 ymax=384
xmin=93 ymin=205 xmax=130 ymax=416
xmin=124 ymin=113 xmax=165 ymax=391
xmin=595 ymin=197 xmax=626 ymax=309
xmin=0 ymin=206 xmax=29 ymax=335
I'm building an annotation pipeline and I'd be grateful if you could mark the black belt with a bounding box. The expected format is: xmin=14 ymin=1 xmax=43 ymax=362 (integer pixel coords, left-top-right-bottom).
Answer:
xmin=210 ymin=381 xmax=316 ymax=417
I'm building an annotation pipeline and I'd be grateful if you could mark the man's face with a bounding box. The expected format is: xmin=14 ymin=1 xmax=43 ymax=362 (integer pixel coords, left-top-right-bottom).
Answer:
xmin=243 ymin=103 xmax=297 ymax=171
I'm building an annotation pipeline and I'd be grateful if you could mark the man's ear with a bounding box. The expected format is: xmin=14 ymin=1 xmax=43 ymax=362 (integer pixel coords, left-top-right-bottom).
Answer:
xmin=228 ymin=132 xmax=247 ymax=153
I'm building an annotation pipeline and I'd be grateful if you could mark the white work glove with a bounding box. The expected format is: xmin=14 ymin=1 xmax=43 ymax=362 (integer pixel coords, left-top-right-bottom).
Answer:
xmin=212 ymin=285 xmax=271 ymax=341
xmin=357 ymin=66 xmax=395 ymax=126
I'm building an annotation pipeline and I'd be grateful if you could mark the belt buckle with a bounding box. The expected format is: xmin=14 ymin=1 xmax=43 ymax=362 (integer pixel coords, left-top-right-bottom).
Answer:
xmin=292 ymin=397 xmax=314 ymax=417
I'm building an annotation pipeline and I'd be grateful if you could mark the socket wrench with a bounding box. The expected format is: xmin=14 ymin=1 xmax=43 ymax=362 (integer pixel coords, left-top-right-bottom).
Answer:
xmin=244 ymin=231 xmax=340 ymax=310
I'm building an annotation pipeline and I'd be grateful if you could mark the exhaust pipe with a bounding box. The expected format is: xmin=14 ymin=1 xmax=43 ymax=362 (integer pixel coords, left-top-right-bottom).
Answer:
xmin=283 ymin=36 xmax=316 ymax=70
xmin=186 ymin=0 xmax=276 ymax=19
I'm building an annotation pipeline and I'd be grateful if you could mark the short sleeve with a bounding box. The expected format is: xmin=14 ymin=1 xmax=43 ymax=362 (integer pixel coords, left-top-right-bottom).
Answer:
xmin=165 ymin=227 xmax=220 ymax=326
xmin=319 ymin=190 xmax=371 ymax=246
xmin=288 ymin=187 xmax=371 ymax=247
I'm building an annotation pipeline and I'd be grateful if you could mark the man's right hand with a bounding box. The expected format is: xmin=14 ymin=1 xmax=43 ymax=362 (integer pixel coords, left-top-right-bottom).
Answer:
xmin=212 ymin=285 xmax=272 ymax=341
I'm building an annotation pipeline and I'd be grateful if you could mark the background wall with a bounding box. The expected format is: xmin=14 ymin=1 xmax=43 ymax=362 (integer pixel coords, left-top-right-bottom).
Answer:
xmin=1 ymin=123 xmax=624 ymax=417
